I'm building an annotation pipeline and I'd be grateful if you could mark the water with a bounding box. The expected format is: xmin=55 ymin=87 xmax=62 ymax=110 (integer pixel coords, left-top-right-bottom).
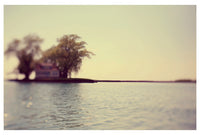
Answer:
xmin=4 ymin=81 xmax=196 ymax=130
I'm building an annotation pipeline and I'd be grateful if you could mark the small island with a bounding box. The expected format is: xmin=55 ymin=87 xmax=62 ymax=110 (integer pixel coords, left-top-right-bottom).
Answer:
xmin=5 ymin=34 xmax=95 ymax=82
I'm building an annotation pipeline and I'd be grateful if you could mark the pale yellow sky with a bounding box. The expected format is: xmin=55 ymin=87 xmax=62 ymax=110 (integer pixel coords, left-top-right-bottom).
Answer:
xmin=4 ymin=5 xmax=196 ymax=80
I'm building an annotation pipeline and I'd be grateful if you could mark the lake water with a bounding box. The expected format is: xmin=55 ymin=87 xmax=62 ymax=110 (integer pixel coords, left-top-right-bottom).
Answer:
xmin=4 ymin=81 xmax=196 ymax=130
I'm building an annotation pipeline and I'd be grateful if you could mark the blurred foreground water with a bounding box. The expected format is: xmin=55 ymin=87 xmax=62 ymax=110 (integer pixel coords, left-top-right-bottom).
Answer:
xmin=4 ymin=81 xmax=196 ymax=130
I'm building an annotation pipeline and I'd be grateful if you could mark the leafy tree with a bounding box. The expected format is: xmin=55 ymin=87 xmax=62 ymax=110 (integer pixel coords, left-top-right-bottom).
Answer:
xmin=5 ymin=34 xmax=43 ymax=80
xmin=42 ymin=34 xmax=94 ymax=78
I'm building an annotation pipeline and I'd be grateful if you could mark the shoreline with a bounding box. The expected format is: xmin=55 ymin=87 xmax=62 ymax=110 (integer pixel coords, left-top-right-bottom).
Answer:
xmin=7 ymin=78 xmax=196 ymax=83
xmin=8 ymin=78 xmax=97 ymax=83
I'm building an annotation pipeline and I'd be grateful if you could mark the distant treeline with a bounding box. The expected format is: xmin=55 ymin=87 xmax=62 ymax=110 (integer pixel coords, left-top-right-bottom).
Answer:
xmin=174 ymin=79 xmax=196 ymax=83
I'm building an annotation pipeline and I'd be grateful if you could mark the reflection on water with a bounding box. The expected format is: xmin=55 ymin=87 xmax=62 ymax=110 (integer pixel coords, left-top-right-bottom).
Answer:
xmin=4 ymin=81 xmax=196 ymax=130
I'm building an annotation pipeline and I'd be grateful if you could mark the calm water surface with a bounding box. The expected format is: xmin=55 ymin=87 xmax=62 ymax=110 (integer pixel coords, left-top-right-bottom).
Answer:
xmin=4 ymin=81 xmax=196 ymax=130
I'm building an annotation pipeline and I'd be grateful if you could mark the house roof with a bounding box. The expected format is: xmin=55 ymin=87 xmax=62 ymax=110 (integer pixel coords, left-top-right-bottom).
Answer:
xmin=35 ymin=62 xmax=59 ymax=71
xmin=39 ymin=63 xmax=55 ymax=66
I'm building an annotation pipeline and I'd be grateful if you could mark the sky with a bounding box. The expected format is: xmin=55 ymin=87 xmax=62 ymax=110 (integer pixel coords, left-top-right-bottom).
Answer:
xmin=4 ymin=5 xmax=196 ymax=81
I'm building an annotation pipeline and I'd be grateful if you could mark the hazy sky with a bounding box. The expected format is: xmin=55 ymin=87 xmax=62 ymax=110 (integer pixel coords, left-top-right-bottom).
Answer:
xmin=4 ymin=5 xmax=196 ymax=80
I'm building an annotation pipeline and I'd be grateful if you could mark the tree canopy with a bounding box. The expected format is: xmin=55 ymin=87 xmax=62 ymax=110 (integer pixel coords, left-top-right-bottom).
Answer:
xmin=42 ymin=34 xmax=94 ymax=78
xmin=5 ymin=34 xmax=94 ymax=80
xmin=5 ymin=34 xmax=43 ymax=80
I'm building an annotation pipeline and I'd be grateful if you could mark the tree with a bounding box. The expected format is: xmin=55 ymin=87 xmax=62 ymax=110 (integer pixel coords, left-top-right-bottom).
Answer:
xmin=5 ymin=34 xmax=43 ymax=80
xmin=42 ymin=34 xmax=94 ymax=78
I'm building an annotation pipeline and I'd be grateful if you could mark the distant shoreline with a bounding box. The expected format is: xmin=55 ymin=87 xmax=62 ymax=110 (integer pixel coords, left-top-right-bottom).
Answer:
xmin=97 ymin=80 xmax=196 ymax=83
xmin=7 ymin=78 xmax=196 ymax=83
